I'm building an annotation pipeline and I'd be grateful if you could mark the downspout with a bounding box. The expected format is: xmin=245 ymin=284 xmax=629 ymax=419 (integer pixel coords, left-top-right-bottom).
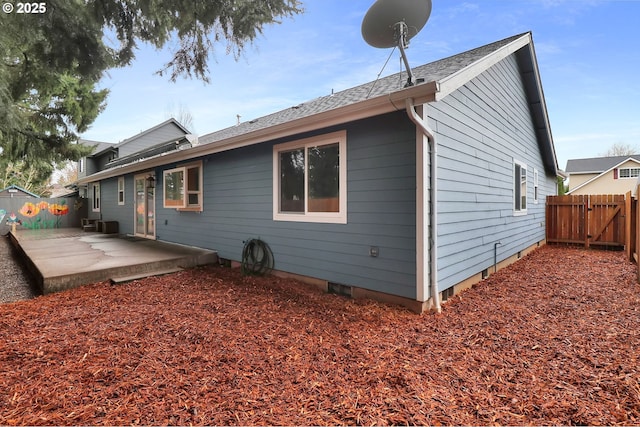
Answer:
xmin=405 ymin=98 xmax=441 ymax=313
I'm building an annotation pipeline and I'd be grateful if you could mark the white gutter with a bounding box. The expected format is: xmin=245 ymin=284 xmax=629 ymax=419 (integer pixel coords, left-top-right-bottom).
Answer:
xmin=405 ymin=98 xmax=441 ymax=313
xmin=77 ymin=82 xmax=438 ymax=185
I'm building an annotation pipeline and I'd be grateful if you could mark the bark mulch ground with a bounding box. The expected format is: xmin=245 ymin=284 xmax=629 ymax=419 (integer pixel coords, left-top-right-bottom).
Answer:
xmin=0 ymin=245 xmax=639 ymax=425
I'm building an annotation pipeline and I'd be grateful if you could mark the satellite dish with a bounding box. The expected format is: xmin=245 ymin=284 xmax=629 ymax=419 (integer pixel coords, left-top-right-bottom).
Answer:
xmin=361 ymin=0 xmax=432 ymax=86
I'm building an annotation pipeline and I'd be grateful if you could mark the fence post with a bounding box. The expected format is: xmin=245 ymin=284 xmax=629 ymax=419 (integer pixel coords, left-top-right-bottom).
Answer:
xmin=626 ymin=191 xmax=632 ymax=261
xmin=585 ymin=195 xmax=590 ymax=249
xmin=545 ymin=195 xmax=550 ymax=243
xmin=637 ymin=185 xmax=640 ymax=284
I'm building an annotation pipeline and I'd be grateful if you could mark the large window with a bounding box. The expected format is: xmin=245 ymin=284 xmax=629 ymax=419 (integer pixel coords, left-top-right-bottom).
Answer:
xmin=163 ymin=161 xmax=203 ymax=211
xmin=273 ymin=131 xmax=347 ymax=223
xmin=514 ymin=160 xmax=527 ymax=215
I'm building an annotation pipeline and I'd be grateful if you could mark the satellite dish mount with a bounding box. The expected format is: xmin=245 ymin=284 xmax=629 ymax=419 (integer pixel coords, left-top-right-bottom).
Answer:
xmin=394 ymin=21 xmax=415 ymax=87
xmin=361 ymin=0 xmax=432 ymax=87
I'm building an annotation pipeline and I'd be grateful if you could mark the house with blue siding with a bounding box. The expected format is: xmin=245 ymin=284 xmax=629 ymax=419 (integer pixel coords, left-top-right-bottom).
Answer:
xmin=78 ymin=32 xmax=559 ymax=313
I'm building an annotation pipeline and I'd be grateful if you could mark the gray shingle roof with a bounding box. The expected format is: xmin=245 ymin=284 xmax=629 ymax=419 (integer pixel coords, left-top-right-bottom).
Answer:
xmin=78 ymin=139 xmax=116 ymax=156
xmin=105 ymin=136 xmax=191 ymax=168
xmin=116 ymin=118 xmax=190 ymax=147
xmin=199 ymin=33 xmax=527 ymax=145
xmin=79 ymin=32 xmax=559 ymax=183
xmin=0 ymin=184 xmax=40 ymax=198
xmin=565 ymin=155 xmax=640 ymax=173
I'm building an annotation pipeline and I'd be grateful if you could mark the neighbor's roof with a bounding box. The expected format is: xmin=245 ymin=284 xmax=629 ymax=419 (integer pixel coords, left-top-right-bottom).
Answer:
xmin=105 ymin=135 xmax=192 ymax=168
xmin=80 ymin=32 xmax=557 ymax=183
xmin=79 ymin=119 xmax=190 ymax=158
xmin=116 ymin=118 xmax=190 ymax=149
xmin=78 ymin=139 xmax=116 ymax=157
xmin=566 ymin=155 xmax=640 ymax=174
xmin=567 ymin=156 xmax=640 ymax=194
xmin=0 ymin=184 xmax=40 ymax=198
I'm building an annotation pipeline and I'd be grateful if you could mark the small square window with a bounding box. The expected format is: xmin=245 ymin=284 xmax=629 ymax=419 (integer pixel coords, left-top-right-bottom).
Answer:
xmin=163 ymin=161 xmax=202 ymax=211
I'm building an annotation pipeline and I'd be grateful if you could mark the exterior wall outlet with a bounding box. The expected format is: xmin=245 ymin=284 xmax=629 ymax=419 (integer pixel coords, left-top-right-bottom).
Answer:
xmin=369 ymin=246 xmax=379 ymax=257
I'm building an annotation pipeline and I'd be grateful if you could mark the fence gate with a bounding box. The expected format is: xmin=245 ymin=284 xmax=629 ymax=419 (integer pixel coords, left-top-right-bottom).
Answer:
xmin=546 ymin=194 xmax=628 ymax=249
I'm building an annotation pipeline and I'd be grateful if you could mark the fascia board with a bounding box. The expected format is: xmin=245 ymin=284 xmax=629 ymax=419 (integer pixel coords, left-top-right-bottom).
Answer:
xmin=435 ymin=33 xmax=531 ymax=101
xmin=568 ymin=171 xmax=605 ymax=175
xmin=78 ymin=82 xmax=438 ymax=184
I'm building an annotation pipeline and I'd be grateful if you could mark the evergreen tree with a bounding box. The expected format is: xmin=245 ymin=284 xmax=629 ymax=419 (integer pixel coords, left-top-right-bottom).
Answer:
xmin=0 ymin=0 xmax=303 ymax=189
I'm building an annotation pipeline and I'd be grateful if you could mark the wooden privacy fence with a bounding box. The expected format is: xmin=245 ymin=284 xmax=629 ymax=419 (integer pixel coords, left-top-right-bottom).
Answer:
xmin=546 ymin=193 xmax=632 ymax=251
xmin=0 ymin=196 xmax=87 ymax=235
xmin=546 ymin=190 xmax=640 ymax=283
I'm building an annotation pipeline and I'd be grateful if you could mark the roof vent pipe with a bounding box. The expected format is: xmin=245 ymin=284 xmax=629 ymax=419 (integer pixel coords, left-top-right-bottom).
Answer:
xmin=405 ymin=98 xmax=440 ymax=313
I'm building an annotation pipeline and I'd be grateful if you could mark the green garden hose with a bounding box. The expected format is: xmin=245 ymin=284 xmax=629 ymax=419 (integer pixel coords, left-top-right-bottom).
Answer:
xmin=241 ymin=238 xmax=274 ymax=276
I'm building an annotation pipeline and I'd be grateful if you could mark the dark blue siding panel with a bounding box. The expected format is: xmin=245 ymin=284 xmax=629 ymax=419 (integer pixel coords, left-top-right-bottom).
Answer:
xmin=153 ymin=113 xmax=418 ymax=299
xmin=99 ymin=176 xmax=134 ymax=234
xmin=93 ymin=51 xmax=556 ymax=302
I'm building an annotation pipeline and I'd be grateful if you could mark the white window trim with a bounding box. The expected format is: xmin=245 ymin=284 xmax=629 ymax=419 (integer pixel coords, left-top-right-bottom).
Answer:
xmin=513 ymin=159 xmax=527 ymax=216
xmin=117 ymin=176 xmax=125 ymax=206
xmin=273 ymin=130 xmax=347 ymax=224
xmin=91 ymin=182 xmax=100 ymax=212
xmin=619 ymin=168 xmax=640 ymax=179
xmin=162 ymin=161 xmax=203 ymax=211
xmin=533 ymin=169 xmax=539 ymax=205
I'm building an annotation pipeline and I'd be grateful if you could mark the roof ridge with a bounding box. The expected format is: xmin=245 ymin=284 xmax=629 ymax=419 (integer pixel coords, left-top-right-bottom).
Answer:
xmin=199 ymin=33 xmax=530 ymax=145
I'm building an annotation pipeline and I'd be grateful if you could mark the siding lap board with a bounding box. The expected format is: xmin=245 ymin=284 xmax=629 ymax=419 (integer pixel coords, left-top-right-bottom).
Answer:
xmin=155 ymin=113 xmax=418 ymax=299
xmin=98 ymin=176 xmax=135 ymax=233
xmin=118 ymin=124 xmax=186 ymax=158
xmin=432 ymin=54 xmax=553 ymax=291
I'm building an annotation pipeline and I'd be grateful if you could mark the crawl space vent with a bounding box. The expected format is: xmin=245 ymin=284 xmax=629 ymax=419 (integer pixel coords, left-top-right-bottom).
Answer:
xmin=441 ymin=287 xmax=454 ymax=302
xmin=328 ymin=282 xmax=352 ymax=298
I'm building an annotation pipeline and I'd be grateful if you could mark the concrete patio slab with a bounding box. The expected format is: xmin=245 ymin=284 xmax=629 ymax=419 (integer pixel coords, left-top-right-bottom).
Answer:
xmin=9 ymin=228 xmax=217 ymax=294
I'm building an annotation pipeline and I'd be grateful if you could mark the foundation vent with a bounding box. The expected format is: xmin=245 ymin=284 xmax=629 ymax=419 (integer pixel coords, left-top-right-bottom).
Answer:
xmin=328 ymin=282 xmax=352 ymax=298
xmin=441 ymin=286 xmax=454 ymax=302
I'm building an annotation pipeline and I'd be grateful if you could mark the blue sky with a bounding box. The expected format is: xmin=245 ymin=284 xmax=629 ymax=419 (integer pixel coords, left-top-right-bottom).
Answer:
xmin=82 ymin=0 xmax=640 ymax=171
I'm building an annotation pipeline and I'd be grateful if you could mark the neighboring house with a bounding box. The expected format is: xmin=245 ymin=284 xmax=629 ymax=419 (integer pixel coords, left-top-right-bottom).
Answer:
xmin=566 ymin=155 xmax=640 ymax=195
xmin=0 ymin=185 xmax=39 ymax=198
xmin=78 ymin=32 xmax=559 ymax=312
xmin=48 ymin=184 xmax=79 ymax=198
xmin=77 ymin=140 xmax=116 ymax=180
xmin=77 ymin=118 xmax=190 ymax=198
